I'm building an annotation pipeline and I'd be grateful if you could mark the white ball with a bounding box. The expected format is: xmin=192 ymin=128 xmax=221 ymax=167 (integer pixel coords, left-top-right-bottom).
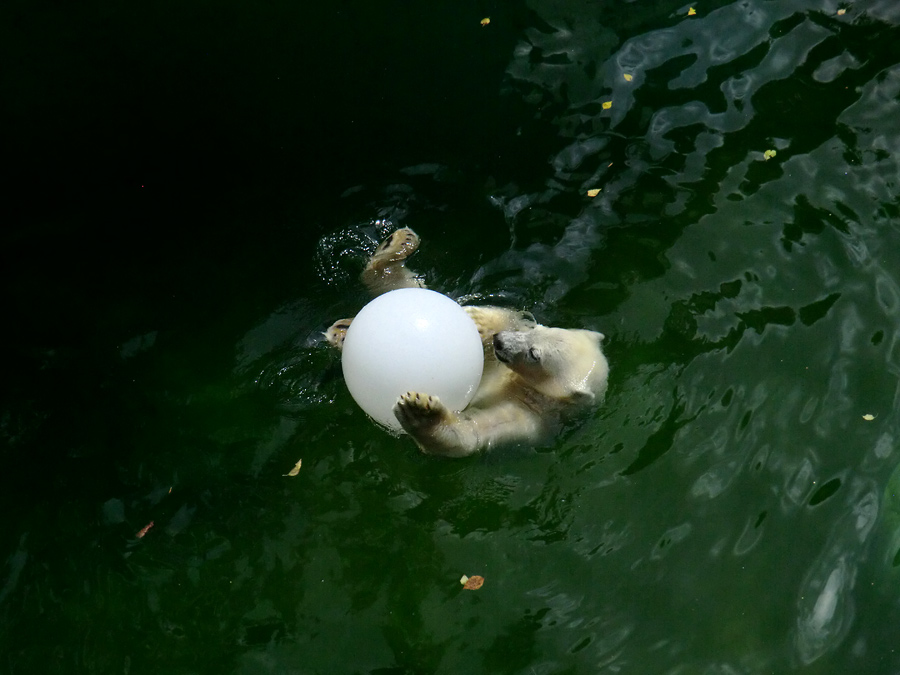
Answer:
xmin=341 ymin=288 xmax=484 ymax=432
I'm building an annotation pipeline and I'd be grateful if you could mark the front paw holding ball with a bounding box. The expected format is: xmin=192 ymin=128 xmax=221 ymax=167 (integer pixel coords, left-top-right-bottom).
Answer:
xmin=394 ymin=392 xmax=450 ymax=431
xmin=393 ymin=393 xmax=478 ymax=458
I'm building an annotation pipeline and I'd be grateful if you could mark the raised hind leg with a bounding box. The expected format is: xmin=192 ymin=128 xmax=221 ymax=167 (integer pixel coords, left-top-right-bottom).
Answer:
xmin=324 ymin=229 xmax=426 ymax=351
xmin=360 ymin=227 xmax=426 ymax=296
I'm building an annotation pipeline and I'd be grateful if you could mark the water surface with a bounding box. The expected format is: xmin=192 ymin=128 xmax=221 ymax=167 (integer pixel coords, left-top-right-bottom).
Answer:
xmin=3 ymin=0 xmax=900 ymax=673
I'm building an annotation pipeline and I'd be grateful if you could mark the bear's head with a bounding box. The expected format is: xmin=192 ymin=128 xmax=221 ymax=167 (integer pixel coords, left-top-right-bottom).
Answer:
xmin=493 ymin=326 xmax=608 ymax=402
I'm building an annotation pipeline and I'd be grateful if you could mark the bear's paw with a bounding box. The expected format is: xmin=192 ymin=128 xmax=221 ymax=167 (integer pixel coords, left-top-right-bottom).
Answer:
xmin=394 ymin=391 xmax=450 ymax=430
xmin=369 ymin=228 xmax=420 ymax=271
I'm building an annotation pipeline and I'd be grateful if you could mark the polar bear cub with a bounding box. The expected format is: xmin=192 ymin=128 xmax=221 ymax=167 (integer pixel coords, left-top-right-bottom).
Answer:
xmin=326 ymin=228 xmax=609 ymax=457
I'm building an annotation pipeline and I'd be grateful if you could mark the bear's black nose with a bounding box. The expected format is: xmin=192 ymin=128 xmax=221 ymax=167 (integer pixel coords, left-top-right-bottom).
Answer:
xmin=493 ymin=333 xmax=511 ymax=363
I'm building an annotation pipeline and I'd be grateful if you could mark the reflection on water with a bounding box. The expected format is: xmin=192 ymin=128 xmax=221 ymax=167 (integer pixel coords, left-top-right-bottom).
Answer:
xmin=479 ymin=1 xmax=900 ymax=671
xmin=5 ymin=0 xmax=900 ymax=673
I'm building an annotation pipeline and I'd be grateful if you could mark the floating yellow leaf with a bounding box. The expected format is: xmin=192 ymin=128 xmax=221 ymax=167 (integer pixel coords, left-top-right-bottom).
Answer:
xmin=763 ymin=149 xmax=777 ymax=161
xmin=837 ymin=8 xmax=847 ymax=15
xmin=688 ymin=7 xmax=697 ymax=15
xmin=602 ymin=101 xmax=612 ymax=110
xmin=862 ymin=414 xmax=876 ymax=421
xmin=283 ymin=459 xmax=303 ymax=476
xmin=460 ymin=575 xmax=485 ymax=590
xmin=480 ymin=17 xmax=491 ymax=26
xmin=623 ymin=73 xmax=633 ymax=82
xmin=587 ymin=188 xmax=601 ymax=197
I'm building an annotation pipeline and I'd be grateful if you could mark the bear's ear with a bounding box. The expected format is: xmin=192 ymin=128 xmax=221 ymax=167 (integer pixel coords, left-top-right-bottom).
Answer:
xmin=519 ymin=311 xmax=538 ymax=327
xmin=570 ymin=387 xmax=595 ymax=403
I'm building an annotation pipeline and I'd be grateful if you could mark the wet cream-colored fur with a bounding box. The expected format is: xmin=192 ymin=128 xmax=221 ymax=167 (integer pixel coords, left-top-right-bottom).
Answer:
xmin=326 ymin=228 xmax=609 ymax=457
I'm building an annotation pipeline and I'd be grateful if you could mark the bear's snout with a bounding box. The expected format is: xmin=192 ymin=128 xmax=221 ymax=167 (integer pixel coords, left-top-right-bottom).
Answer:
xmin=493 ymin=331 xmax=528 ymax=364
xmin=493 ymin=333 xmax=511 ymax=363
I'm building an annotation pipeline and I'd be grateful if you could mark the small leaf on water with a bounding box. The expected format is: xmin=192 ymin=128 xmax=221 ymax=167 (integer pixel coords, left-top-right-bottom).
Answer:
xmin=763 ymin=149 xmax=777 ymax=161
xmin=587 ymin=188 xmax=601 ymax=197
xmin=837 ymin=8 xmax=847 ymax=15
xmin=136 ymin=521 xmax=155 ymax=539
xmin=602 ymin=101 xmax=612 ymax=110
xmin=688 ymin=7 xmax=697 ymax=15
xmin=862 ymin=414 xmax=876 ymax=421
xmin=283 ymin=459 xmax=303 ymax=476
xmin=480 ymin=17 xmax=491 ymax=26
xmin=463 ymin=575 xmax=485 ymax=590
xmin=623 ymin=73 xmax=633 ymax=82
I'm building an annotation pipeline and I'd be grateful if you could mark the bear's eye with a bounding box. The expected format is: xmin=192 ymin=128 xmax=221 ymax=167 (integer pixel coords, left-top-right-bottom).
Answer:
xmin=527 ymin=347 xmax=541 ymax=362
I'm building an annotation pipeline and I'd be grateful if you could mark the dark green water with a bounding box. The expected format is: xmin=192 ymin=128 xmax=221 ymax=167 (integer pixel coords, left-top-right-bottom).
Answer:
xmin=4 ymin=0 xmax=900 ymax=673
